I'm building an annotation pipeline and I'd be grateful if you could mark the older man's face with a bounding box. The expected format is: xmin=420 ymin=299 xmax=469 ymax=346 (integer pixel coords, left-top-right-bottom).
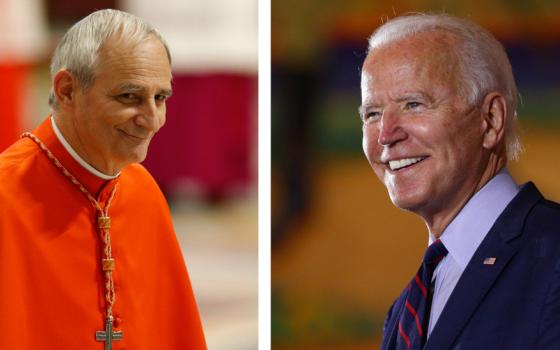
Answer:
xmin=71 ymin=34 xmax=172 ymax=173
xmin=360 ymin=32 xmax=488 ymax=224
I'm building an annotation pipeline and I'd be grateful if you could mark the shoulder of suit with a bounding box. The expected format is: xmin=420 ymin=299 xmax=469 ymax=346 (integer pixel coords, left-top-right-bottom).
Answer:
xmin=539 ymin=197 xmax=560 ymax=212
xmin=119 ymin=163 xmax=168 ymax=203
xmin=523 ymin=197 xmax=560 ymax=260
xmin=528 ymin=196 xmax=560 ymax=224
xmin=121 ymin=162 xmax=155 ymax=182
xmin=0 ymin=138 xmax=48 ymax=204
xmin=0 ymin=137 xmax=42 ymax=177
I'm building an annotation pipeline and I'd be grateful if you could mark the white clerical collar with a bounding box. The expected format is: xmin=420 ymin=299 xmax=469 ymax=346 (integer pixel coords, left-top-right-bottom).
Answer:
xmin=50 ymin=116 xmax=119 ymax=180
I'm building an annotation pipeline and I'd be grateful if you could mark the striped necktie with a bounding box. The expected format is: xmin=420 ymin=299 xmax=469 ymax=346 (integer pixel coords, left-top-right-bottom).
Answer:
xmin=396 ymin=239 xmax=448 ymax=350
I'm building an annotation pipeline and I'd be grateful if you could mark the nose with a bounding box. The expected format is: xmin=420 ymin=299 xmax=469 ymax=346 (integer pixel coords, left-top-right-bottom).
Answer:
xmin=378 ymin=110 xmax=406 ymax=146
xmin=136 ymin=98 xmax=165 ymax=133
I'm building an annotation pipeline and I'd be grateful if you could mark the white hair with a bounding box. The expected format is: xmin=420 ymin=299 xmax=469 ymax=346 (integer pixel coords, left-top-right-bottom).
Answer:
xmin=49 ymin=8 xmax=171 ymax=109
xmin=368 ymin=14 xmax=521 ymax=160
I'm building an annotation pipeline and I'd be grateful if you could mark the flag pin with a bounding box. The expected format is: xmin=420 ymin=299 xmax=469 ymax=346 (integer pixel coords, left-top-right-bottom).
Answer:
xmin=483 ymin=257 xmax=496 ymax=265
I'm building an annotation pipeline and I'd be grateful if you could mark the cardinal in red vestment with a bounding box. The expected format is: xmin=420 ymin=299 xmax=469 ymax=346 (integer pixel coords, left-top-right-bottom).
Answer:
xmin=0 ymin=9 xmax=206 ymax=349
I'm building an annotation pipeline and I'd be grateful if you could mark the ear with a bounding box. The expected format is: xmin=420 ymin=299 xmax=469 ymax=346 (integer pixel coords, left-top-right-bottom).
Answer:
xmin=480 ymin=92 xmax=507 ymax=150
xmin=53 ymin=69 xmax=76 ymax=108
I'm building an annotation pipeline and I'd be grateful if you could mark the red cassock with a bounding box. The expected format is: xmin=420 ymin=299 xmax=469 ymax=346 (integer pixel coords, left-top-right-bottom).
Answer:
xmin=0 ymin=118 xmax=207 ymax=349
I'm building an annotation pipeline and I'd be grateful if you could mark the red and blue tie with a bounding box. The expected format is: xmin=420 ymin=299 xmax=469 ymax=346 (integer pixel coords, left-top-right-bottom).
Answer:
xmin=396 ymin=239 xmax=448 ymax=350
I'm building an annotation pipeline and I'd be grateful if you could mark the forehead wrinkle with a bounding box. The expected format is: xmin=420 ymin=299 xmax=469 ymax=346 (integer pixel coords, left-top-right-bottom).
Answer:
xmin=100 ymin=62 xmax=172 ymax=80
xmin=97 ymin=57 xmax=172 ymax=93
xmin=406 ymin=33 xmax=462 ymax=94
xmin=362 ymin=34 xmax=463 ymax=108
xmin=95 ymin=36 xmax=171 ymax=81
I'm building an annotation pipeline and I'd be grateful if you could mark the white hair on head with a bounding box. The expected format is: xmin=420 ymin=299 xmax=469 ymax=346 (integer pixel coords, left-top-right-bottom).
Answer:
xmin=368 ymin=13 xmax=522 ymax=160
xmin=48 ymin=8 xmax=171 ymax=109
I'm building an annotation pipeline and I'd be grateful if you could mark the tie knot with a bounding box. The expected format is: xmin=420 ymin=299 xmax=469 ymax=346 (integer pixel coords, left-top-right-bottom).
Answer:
xmin=423 ymin=239 xmax=448 ymax=267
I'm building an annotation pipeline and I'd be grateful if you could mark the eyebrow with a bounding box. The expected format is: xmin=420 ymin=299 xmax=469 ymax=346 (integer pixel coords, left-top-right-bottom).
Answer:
xmin=117 ymin=83 xmax=173 ymax=97
xmin=396 ymin=92 xmax=432 ymax=103
xmin=359 ymin=92 xmax=433 ymax=110
xmin=118 ymin=83 xmax=144 ymax=93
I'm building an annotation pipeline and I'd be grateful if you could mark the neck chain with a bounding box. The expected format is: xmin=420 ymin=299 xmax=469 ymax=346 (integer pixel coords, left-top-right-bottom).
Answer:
xmin=22 ymin=132 xmax=123 ymax=348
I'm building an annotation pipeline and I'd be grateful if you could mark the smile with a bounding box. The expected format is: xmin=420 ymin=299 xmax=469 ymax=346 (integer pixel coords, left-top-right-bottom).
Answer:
xmin=388 ymin=156 xmax=427 ymax=171
xmin=118 ymin=129 xmax=149 ymax=141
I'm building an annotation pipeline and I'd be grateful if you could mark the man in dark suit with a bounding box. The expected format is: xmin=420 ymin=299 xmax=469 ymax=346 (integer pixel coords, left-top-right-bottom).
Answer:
xmin=359 ymin=13 xmax=560 ymax=350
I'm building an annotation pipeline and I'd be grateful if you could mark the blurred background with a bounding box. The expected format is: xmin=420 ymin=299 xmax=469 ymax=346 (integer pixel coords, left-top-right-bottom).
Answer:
xmin=272 ymin=1 xmax=560 ymax=349
xmin=0 ymin=1 xmax=257 ymax=349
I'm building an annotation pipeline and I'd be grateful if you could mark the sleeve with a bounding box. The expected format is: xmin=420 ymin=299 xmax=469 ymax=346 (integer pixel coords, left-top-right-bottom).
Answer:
xmin=380 ymin=298 xmax=401 ymax=350
xmin=383 ymin=301 xmax=396 ymax=335
xmin=536 ymin=259 xmax=560 ymax=349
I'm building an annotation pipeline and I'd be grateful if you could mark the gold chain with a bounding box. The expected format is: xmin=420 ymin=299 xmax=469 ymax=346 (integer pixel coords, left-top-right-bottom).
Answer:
xmin=22 ymin=132 xmax=119 ymax=319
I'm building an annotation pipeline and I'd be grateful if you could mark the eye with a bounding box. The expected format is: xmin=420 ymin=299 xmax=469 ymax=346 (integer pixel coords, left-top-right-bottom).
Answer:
xmin=155 ymin=94 xmax=168 ymax=102
xmin=362 ymin=111 xmax=382 ymax=123
xmin=405 ymin=101 xmax=422 ymax=110
xmin=118 ymin=93 xmax=140 ymax=104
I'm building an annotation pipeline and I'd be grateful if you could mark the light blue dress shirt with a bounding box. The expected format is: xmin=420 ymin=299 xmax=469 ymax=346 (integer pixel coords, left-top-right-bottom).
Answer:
xmin=426 ymin=168 xmax=519 ymax=338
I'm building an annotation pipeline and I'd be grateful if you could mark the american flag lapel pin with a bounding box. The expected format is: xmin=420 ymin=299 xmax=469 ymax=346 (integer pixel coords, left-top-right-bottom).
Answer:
xmin=483 ymin=257 xmax=497 ymax=265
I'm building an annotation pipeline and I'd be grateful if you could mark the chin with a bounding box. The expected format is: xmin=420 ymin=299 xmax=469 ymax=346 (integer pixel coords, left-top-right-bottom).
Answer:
xmin=131 ymin=152 xmax=148 ymax=164
xmin=133 ymin=143 xmax=151 ymax=158
xmin=388 ymin=188 xmax=428 ymax=213
xmin=118 ymin=150 xmax=148 ymax=167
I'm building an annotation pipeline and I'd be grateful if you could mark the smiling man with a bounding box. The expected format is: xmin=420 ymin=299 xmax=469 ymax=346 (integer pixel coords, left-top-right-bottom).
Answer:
xmin=360 ymin=14 xmax=560 ymax=350
xmin=0 ymin=9 xmax=206 ymax=349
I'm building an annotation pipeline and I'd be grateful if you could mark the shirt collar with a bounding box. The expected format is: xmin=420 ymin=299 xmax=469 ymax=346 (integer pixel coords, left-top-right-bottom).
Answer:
xmin=429 ymin=169 xmax=519 ymax=270
xmin=33 ymin=116 xmax=118 ymax=196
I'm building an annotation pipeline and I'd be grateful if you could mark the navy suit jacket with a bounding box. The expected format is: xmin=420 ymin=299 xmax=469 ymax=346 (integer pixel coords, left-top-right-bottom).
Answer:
xmin=381 ymin=183 xmax=560 ymax=350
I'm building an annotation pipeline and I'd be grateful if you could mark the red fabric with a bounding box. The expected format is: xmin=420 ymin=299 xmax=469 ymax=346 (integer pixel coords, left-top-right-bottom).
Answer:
xmin=0 ymin=64 xmax=27 ymax=152
xmin=143 ymin=73 xmax=256 ymax=197
xmin=0 ymin=118 xmax=206 ymax=349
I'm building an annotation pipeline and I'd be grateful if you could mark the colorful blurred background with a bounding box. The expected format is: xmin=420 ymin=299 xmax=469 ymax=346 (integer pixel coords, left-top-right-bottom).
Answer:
xmin=0 ymin=1 xmax=257 ymax=349
xmin=272 ymin=1 xmax=560 ymax=349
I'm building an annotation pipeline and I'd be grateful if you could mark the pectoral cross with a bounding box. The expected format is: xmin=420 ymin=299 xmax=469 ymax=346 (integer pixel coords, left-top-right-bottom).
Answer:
xmin=95 ymin=316 xmax=123 ymax=350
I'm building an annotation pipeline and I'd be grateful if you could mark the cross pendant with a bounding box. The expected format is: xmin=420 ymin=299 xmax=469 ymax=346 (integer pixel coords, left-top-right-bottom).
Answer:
xmin=95 ymin=316 xmax=123 ymax=350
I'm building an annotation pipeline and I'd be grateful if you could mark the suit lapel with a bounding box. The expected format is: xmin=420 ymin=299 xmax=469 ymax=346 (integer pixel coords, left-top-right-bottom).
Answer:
xmin=424 ymin=183 xmax=542 ymax=350
xmin=424 ymin=230 xmax=517 ymax=350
